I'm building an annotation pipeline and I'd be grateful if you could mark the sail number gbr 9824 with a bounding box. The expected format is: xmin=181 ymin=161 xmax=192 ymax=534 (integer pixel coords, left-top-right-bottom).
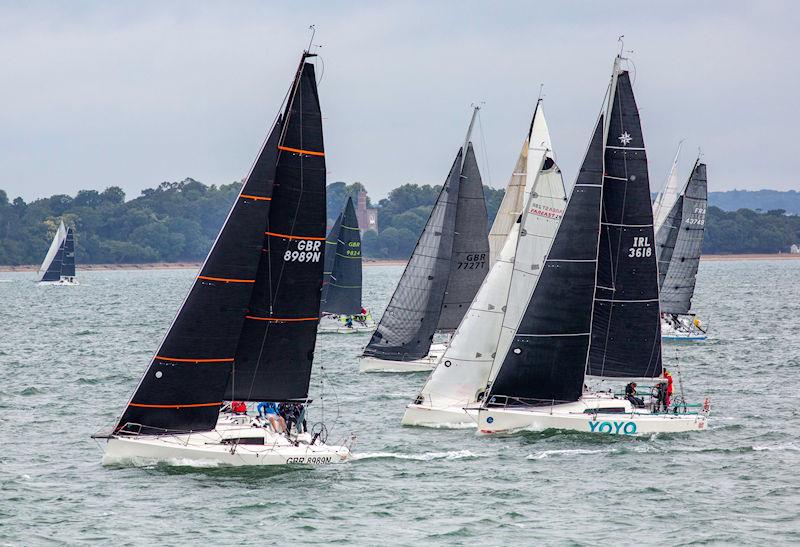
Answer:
xmin=283 ymin=240 xmax=322 ymax=262
xmin=628 ymin=236 xmax=652 ymax=258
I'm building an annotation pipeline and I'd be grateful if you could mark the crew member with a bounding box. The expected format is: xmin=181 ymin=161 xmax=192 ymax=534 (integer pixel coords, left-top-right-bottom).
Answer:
xmin=231 ymin=400 xmax=247 ymax=414
xmin=625 ymin=382 xmax=644 ymax=408
xmin=257 ymin=401 xmax=285 ymax=433
xmin=663 ymin=369 xmax=674 ymax=411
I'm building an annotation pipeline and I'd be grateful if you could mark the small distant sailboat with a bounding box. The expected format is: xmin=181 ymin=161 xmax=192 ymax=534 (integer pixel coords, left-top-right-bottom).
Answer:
xmin=95 ymin=50 xmax=352 ymax=466
xmin=37 ymin=220 xmax=78 ymax=285
xmin=655 ymin=158 xmax=709 ymax=340
xmin=403 ymin=100 xmax=567 ymax=427
xmin=318 ymin=196 xmax=375 ymax=333
xmin=476 ymin=56 xmax=709 ymax=437
xmin=358 ymin=107 xmax=490 ymax=372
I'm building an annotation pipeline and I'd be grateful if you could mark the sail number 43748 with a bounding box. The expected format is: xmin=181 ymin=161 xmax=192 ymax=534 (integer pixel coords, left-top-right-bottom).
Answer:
xmin=627 ymin=236 xmax=652 ymax=258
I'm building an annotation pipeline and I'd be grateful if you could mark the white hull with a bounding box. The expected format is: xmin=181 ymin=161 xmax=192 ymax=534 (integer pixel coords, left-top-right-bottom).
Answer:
xmin=661 ymin=316 xmax=707 ymax=341
xmin=358 ymin=343 xmax=447 ymax=373
xmin=477 ymin=395 xmax=708 ymax=437
xmin=401 ymin=403 xmax=478 ymax=428
xmin=318 ymin=313 xmax=375 ymax=334
xmin=38 ymin=278 xmax=79 ymax=286
xmin=102 ymin=423 xmax=351 ymax=467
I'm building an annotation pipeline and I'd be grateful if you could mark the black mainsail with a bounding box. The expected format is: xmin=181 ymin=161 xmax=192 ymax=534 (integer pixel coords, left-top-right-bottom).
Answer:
xmin=586 ymin=68 xmax=662 ymax=379
xmin=363 ymin=108 xmax=488 ymax=362
xmin=321 ymin=210 xmax=343 ymax=304
xmin=320 ymin=196 xmax=362 ymax=315
xmin=656 ymin=161 xmax=707 ymax=315
xmin=61 ymin=227 xmax=76 ymax=278
xmin=487 ymin=116 xmax=605 ymax=404
xmin=116 ymin=53 xmax=325 ymax=434
xmin=486 ymin=58 xmax=664 ymax=406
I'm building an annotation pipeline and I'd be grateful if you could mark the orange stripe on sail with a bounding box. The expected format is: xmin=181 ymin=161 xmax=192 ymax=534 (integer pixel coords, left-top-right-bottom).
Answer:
xmin=264 ymin=231 xmax=325 ymax=241
xmin=277 ymin=145 xmax=325 ymax=157
xmin=197 ymin=276 xmax=255 ymax=283
xmin=129 ymin=402 xmax=222 ymax=409
xmin=245 ymin=316 xmax=319 ymax=322
xmin=240 ymin=194 xmax=272 ymax=201
xmin=154 ymin=356 xmax=234 ymax=363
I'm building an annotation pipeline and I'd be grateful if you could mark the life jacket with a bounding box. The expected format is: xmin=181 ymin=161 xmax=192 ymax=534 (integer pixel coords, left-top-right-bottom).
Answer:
xmin=231 ymin=401 xmax=247 ymax=414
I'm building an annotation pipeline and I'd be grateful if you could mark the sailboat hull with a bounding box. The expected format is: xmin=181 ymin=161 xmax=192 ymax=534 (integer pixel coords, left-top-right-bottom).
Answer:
xmin=37 ymin=277 xmax=79 ymax=286
xmin=358 ymin=343 xmax=447 ymax=373
xmin=318 ymin=312 xmax=376 ymax=334
xmin=476 ymin=396 xmax=708 ymax=436
xmin=401 ymin=403 xmax=477 ymax=428
xmin=661 ymin=315 xmax=707 ymax=341
xmin=102 ymin=428 xmax=351 ymax=467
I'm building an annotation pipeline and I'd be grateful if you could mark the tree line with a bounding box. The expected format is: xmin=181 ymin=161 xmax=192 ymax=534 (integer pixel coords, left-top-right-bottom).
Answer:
xmin=0 ymin=180 xmax=798 ymax=265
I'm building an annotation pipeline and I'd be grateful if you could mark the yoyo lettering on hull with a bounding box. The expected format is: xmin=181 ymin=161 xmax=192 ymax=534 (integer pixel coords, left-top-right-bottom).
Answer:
xmin=587 ymin=420 xmax=637 ymax=435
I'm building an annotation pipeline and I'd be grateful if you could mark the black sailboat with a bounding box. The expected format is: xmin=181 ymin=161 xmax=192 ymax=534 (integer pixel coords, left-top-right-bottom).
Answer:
xmin=114 ymin=51 xmax=328 ymax=435
xmin=38 ymin=221 xmax=77 ymax=284
xmin=486 ymin=59 xmax=663 ymax=408
xmin=656 ymin=160 xmax=708 ymax=315
xmin=360 ymin=107 xmax=489 ymax=369
xmin=320 ymin=196 xmax=363 ymax=315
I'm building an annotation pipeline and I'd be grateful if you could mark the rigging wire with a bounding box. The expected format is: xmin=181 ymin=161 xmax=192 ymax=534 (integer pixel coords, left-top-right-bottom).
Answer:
xmin=475 ymin=105 xmax=493 ymax=189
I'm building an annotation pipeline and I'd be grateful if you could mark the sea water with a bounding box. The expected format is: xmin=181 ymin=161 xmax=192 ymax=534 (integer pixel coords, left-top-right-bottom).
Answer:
xmin=1 ymin=260 xmax=799 ymax=544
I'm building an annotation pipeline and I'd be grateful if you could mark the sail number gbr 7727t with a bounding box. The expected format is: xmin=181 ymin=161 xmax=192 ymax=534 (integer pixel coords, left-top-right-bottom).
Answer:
xmin=628 ymin=236 xmax=652 ymax=258
xmin=283 ymin=240 xmax=322 ymax=262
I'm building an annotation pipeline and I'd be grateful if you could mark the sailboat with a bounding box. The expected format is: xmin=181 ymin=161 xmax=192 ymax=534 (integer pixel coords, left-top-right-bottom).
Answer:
xmin=95 ymin=51 xmax=353 ymax=466
xmin=358 ymin=107 xmax=490 ymax=373
xmin=37 ymin=221 xmax=78 ymax=285
xmin=655 ymin=159 xmax=709 ymax=340
xmin=318 ymin=196 xmax=375 ymax=333
xmin=402 ymin=101 xmax=567 ymax=427
xmin=476 ymin=57 xmax=710 ymax=437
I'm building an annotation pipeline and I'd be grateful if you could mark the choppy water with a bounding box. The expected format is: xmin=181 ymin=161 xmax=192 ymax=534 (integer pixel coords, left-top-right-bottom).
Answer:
xmin=1 ymin=260 xmax=799 ymax=545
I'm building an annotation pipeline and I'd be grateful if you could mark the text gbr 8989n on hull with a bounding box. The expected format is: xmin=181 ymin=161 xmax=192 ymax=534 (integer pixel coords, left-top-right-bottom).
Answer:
xmin=476 ymin=56 xmax=710 ymax=437
xmin=97 ymin=51 xmax=351 ymax=467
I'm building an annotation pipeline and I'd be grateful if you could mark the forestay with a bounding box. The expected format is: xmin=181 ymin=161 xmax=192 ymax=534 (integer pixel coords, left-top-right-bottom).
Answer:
xmin=656 ymin=161 xmax=707 ymax=314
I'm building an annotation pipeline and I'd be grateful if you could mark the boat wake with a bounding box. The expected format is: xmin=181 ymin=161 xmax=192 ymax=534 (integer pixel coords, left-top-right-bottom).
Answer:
xmin=352 ymin=449 xmax=481 ymax=462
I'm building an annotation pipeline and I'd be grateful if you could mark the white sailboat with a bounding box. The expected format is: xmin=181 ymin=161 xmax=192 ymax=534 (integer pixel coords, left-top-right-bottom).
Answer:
xmin=403 ymin=101 xmax=567 ymax=427
xmin=476 ymin=57 xmax=710 ymax=437
xmin=95 ymin=51 xmax=353 ymax=466
xmin=359 ymin=107 xmax=490 ymax=372
xmin=37 ymin=220 xmax=78 ymax=285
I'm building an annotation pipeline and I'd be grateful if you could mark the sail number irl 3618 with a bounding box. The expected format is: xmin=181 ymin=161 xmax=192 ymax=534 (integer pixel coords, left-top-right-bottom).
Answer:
xmin=627 ymin=236 xmax=652 ymax=258
xmin=284 ymin=240 xmax=322 ymax=262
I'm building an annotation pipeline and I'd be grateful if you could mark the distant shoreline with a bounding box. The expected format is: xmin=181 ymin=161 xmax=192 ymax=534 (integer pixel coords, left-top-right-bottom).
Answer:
xmin=1 ymin=254 xmax=799 ymax=272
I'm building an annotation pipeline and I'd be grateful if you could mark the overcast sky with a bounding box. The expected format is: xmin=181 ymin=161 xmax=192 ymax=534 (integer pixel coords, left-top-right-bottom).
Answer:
xmin=0 ymin=1 xmax=797 ymax=202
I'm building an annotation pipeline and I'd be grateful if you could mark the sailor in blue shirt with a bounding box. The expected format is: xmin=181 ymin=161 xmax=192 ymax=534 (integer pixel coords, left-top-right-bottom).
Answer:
xmin=257 ymin=402 xmax=286 ymax=433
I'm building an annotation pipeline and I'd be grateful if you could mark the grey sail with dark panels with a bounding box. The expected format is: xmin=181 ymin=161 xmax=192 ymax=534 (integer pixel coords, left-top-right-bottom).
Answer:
xmin=363 ymin=152 xmax=461 ymax=361
xmin=437 ymin=143 xmax=490 ymax=330
xmin=656 ymin=161 xmax=707 ymax=314
xmin=587 ymin=69 xmax=662 ymax=379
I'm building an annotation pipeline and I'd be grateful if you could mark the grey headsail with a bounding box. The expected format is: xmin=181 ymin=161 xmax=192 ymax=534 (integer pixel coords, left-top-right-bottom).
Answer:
xmin=587 ymin=68 xmax=662 ymax=379
xmin=226 ymin=57 xmax=327 ymax=402
xmin=321 ymin=210 xmax=343 ymax=305
xmin=362 ymin=152 xmax=461 ymax=361
xmin=487 ymin=115 xmax=605 ymax=405
xmin=657 ymin=161 xmax=707 ymax=314
xmin=321 ymin=196 xmax=363 ymax=315
xmin=61 ymin=227 xmax=76 ymax=278
xmin=115 ymin=53 xmax=321 ymax=434
xmin=437 ymin=142 xmax=490 ymax=330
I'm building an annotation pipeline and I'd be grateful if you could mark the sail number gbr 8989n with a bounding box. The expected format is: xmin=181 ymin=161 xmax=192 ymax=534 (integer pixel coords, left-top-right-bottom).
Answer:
xmin=627 ymin=236 xmax=652 ymax=258
xmin=283 ymin=240 xmax=322 ymax=262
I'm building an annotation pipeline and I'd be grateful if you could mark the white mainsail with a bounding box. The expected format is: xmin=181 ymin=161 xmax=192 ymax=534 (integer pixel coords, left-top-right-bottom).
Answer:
xmin=404 ymin=106 xmax=566 ymax=423
xmin=653 ymin=141 xmax=684 ymax=233
xmin=37 ymin=220 xmax=67 ymax=280
xmin=487 ymin=100 xmax=553 ymax=264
